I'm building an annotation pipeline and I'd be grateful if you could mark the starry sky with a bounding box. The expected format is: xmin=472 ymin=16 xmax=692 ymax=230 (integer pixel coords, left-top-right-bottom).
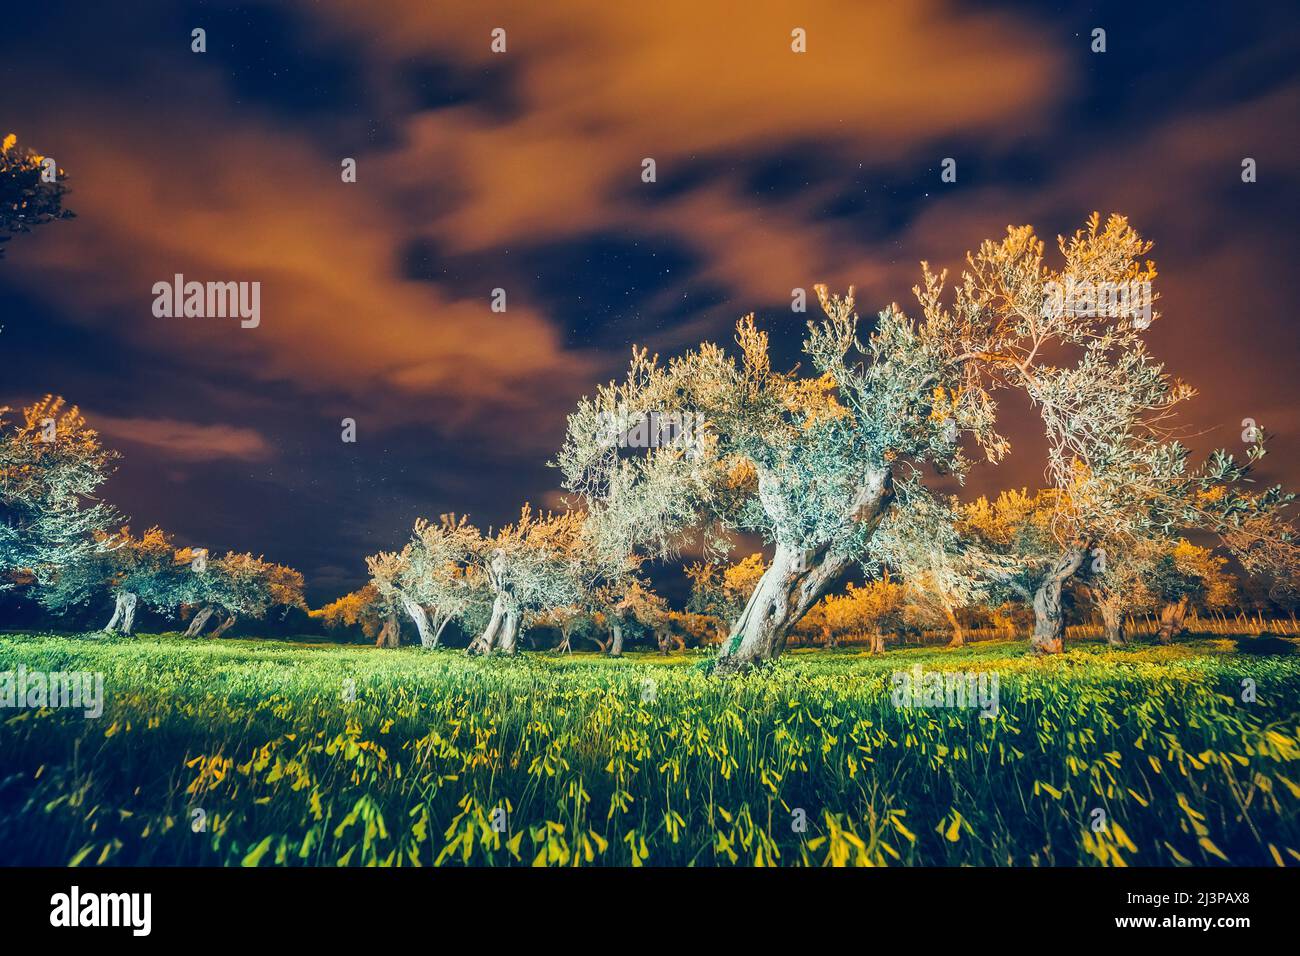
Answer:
xmin=1 ymin=0 xmax=1297 ymax=606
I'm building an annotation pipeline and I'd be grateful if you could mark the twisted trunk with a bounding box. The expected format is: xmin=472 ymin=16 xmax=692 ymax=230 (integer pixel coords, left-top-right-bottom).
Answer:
xmin=716 ymin=468 xmax=891 ymax=673
xmin=104 ymin=591 xmax=139 ymax=635
xmin=185 ymin=605 xmax=216 ymax=638
xmin=609 ymin=621 xmax=624 ymax=657
xmin=496 ymin=608 xmax=521 ymax=654
xmin=400 ymin=595 xmax=435 ymax=648
xmin=715 ymin=542 xmax=853 ymax=672
xmin=1156 ymin=595 xmax=1190 ymax=645
xmin=469 ymin=552 xmax=522 ymax=655
xmin=1031 ymin=548 xmax=1086 ymax=654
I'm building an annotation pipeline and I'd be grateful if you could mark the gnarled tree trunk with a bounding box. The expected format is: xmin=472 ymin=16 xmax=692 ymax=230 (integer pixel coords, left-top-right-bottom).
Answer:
xmin=609 ymin=621 xmax=624 ymax=657
xmin=716 ymin=468 xmax=892 ymax=674
xmin=715 ymin=542 xmax=853 ymax=672
xmin=375 ymin=611 xmax=400 ymax=648
xmin=185 ymin=605 xmax=216 ymax=637
xmin=1156 ymin=595 xmax=1190 ymax=645
xmin=495 ymin=608 xmax=521 ymax=654
xmin=469 ymin=551 xmax=522 ymax=655
xmin=104 ymin=591 xmax=139 ymax=635
xmin=1031 ymin=548 xmax=1086 ymax=654
xmin=400 ymin=595 xmax=435 ymax=648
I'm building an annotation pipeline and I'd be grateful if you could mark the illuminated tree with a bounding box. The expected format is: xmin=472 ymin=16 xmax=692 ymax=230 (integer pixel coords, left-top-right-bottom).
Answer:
xmin=38 ymin=525 xmax=180 ymax=635
xmin=176 ymin=552 xmax=305 ymax=638
xmin=591 ymin=578 xmax=666 ymax=655
xmin=466 ymin=504 xmax=587 ymax=656
xmin=821 ymin=579 xmax=906 ymax=654
xmin=0 ymin=396 xmax=121 ymax=592
xmin=558 ymin=215 xmax=1180 ymax=670
xmin=311 ymin=584 xmax=388 ymax=643
xmin=367 ymin=514 xmax=479 ymax=648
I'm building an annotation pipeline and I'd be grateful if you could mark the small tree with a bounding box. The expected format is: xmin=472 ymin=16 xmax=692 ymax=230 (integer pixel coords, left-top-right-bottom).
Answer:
xmin=38 ymin=525 xmax=178 ymax=635
xmin=466 ymin=504 xmax=586 ymax=655
xmin=367 ymin=514 xmax=479 ymax=648
xmin=0 ymin=397 xmax=121 ymax=593
xmin=821 ymin=579 xmax=906 ymax=653
xmin=177 ymin=552 xmax=305 ymax=638
xmin=311 ymin=584 xmax=388 ymax=643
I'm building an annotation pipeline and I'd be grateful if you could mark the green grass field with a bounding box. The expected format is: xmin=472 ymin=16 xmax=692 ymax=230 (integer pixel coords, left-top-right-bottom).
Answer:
xmin=2 ymin=632 xmax=1298 ymax=866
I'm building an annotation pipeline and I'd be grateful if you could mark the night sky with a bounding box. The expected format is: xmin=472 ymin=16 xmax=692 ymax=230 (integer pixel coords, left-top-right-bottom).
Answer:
xmin=2 ymin=1 xmax=1297 ymax=606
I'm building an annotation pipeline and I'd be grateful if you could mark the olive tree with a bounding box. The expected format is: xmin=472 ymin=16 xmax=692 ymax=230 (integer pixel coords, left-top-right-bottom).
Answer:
xmin=367 ymin=513 xmax=480 ymax=648
xmin=466 ymin=504 xmax=587 ymax=656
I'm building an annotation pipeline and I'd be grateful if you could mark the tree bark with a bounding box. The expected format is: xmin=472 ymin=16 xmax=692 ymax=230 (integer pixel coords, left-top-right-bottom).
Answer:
xmin=609 ymin=621 xmax=624 ymax=657
xmin=715 ymin=542 xmax=854 ymax=672
xmin=1156 ymin=596 xmax=1190 ymax=644
xmin=496 ymin=608 xmax=521 ymax=655
xmin=400 ymin=595 xmax=435 ymax=648
xmin=869 ymin=627 xmax=885 ymax=655
xmin=185 ymin=605 xmax=216 ymax=638
xmin=209 ymin=613 xmax=237 ymax=639
xmin=1031 ymin=548 xmax=1086 ymax=654
xmin=716 ymin=469 xmax=891 ymax=673
xmin=120 ymin=592 xmax=138 ymax=635
xmin=468 ymin=594 xmax=504 ymax=654
xmin=944 ymin=606 xmax=964 ymax=648
xmin=375 ymin=612 xmax=400 ymax=648
xmin=1100 ymin=599 xmax=1127 ymax=646
xmin=104 ymin=592 xmax=138 ymax=634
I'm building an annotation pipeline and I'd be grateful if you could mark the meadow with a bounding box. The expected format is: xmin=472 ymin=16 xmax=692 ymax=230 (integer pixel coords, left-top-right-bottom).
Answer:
xmin=1 ymin=632 xmax=1298 ymax=867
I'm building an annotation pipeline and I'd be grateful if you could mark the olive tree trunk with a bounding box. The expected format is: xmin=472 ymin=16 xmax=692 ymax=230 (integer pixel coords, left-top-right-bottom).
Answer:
xmin=1100 ymin=599 xmax=1127 ymax=646
xmin=715 ymin=542 xmax=853 ymax=672
xmin=944 ymin=606 xmax=964 ymax=648
xmin=400 ymin=595 xmax=435 ymax=648
xmin=1031 ymin=548 xmax=1086 ymax=654
xmin=209 ymin=613 xmax=237 ymax=639
xmin=375 ymin=612 xmax=400 ymax=648
xmin=716 ymin=469 xmax=891 ymax=673
xmin=1156 ymin=595 xmax=1190 ymax=644
xmin=609 ymin=621 xmax=625 ymax=657
xmin=185 ymin=605 xmax=216 ymax=637
xmin=469 ymin=593 xmax=521 ymax=655
xmin=104 ymin=591 xmax=139 ymax=635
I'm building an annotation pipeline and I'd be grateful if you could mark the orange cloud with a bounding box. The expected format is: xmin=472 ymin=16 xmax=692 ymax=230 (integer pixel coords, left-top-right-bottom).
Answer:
xmin=91 ymin=413 xmax=272 ymax=462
